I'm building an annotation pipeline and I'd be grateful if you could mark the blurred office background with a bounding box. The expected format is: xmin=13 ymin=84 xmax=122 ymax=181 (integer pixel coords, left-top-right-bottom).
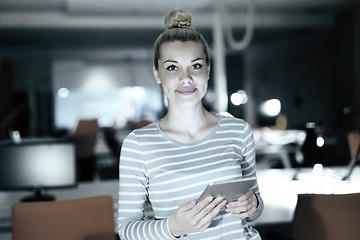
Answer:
xmin=1 ymin=0 xmax=359 ymax=133
xmin=0 ymin=0 xmax=360 ymax=239
xmin=1 ymin=0 xmax=359 ymax=169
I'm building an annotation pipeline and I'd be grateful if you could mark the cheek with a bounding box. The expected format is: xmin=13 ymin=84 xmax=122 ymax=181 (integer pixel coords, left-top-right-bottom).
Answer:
xmin=196 ymin=78 xmax=208 ymax=99
xmin=197 ymin=72 xmax=209 ymax=87
xmin=200 ymin=81 xmax=208 ymax=95
xmin=195 ymin=69 xmax=210 ymax=80
xmin=158 ymin=70 xmax=176 ymax=83
xmin=160 ymin=81 xmax=176 ymax=96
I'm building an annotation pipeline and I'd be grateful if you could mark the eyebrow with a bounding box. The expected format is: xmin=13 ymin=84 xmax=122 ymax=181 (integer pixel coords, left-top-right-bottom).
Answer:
xmin=162 ymin=57 xmax=204 ymax=65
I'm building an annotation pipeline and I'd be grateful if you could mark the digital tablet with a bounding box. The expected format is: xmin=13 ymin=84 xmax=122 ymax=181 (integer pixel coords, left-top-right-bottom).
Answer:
xmin=197 ymin=177 xmax=257 ymax=202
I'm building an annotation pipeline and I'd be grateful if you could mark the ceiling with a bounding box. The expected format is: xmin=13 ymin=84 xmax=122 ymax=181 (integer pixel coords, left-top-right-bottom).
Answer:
xmin=0 ymin=0 xmax=358 ymax=56
xmin=0 ymin=0 xmax=356 ymax=29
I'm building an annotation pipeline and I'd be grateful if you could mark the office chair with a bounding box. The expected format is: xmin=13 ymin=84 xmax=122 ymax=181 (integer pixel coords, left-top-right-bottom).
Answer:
xmin=72 ymin=118 xmax=99 ymax=160
xmin=291 ymin=193 xmax=360 ymax=240
xmin=68 ymin=118 xmax=99 ymax=181
xmin=12 ymin=195 xmax=115 ymax=240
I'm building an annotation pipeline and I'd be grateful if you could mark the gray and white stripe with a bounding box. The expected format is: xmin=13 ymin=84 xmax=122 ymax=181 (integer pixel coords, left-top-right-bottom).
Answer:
xmin=118 ymin=115 xmax=263 ymax=240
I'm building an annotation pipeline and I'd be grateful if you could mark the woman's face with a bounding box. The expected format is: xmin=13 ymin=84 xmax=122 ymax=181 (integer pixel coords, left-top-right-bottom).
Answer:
xmin=153 ymin=41 xmax=210 ymax=108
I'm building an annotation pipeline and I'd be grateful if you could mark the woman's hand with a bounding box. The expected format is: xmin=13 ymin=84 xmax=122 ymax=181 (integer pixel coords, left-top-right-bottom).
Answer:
xmin=225 ymin=189 xmax=258 ymax=219
xmin=168 ymin=196 xmax=227 ymax=237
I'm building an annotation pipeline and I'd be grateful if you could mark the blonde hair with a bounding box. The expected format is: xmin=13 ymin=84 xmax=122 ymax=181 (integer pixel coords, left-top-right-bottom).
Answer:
xmin=153 ymin=10 xmax=210 ymax=70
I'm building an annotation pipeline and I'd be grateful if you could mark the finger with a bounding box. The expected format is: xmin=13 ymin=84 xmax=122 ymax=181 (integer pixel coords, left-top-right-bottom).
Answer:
xmin=230 ymin=205 xmax=256 ymax=219
xmin=178 ymin=199 xmax=197 ymax=212
xmin=227 ymin=189 xmax=255 ymax=208
xmin=196 ymin=199 xmax=227 ymax=229
xmin=212 ymin=199 xmax=227 ymax=213
xmin=226 ymin=198 xmax=248 ymax=209
xmin=195 ymin=196 xmax=224 ymax=220
xmin=244 ymin=189 xmax=254 ymax=199
xmin=193 ymin=196 xmax=214 ymax=212
xmin=226 ymin=205 xmax=248 ymax=214
xmin=226 ymin=198 xmax=257 ymax=216
xmin=203 ymin=196 xmax=225 ymax=212
xmin=226 ymin=195 xmax=256 ymax=213
xmin=236 ymin=189 xmax=253 ymax=201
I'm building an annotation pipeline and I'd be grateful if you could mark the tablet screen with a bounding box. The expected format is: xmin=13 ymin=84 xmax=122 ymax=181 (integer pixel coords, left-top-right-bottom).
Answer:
xmin=198 ymin=177 xmax=257 ymax=202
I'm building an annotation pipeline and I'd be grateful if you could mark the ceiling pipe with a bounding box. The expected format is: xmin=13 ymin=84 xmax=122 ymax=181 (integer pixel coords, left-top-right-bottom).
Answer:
xmin=222 ymin=0 xmax=255 ymax=51
xmin=213 ymin=6 xmax=228 ymax=114
xmin=212 ymin=0 xmax=255 ymax=114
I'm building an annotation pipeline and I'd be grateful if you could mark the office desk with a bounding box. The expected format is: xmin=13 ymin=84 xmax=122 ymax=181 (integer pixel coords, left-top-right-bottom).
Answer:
xmin=1 ymin=166 xmax=359 ymax=239
xmin=254 ymin=129 xmax=306 ymax=169
xmin=253 ymin=166 xmax=360 ymax=225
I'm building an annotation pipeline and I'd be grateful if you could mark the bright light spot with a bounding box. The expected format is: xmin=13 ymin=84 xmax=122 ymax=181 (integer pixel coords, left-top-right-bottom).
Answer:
xmin=313 ymin=163 xmax=323 ymax=174
xmin=10 ymin=130 xmax=22 ymax=143
xmin=83 ymin=67 xmax=114 ymax=91
xmin=316 ymin=137 xmax=325 ymax=147
xmin=132 ymin=86 xmax=146 ymax=101
xmin=58 ymin=88 xmax=69 ymax=98
xmin=260 ymin=99 xmax=281 ymax=116
xmin=297 ymin=131 xmax=307 ymax=143
xmin=230 ymin=90 xmax=248 ymax=106
xmin=123 ymin=86 xmax=146 ymax=102
xmin=220 ymin=112 xmax=234 ymax=117
xmin=230 ymin=93 xmax=242 ymax=106
xmin=98 ymin=117 xmax=115 ymax=128
xmin=124 ymin=106 xmax=136 ymax=119
xmin=306 ymin=122 xmax=316 ymax=129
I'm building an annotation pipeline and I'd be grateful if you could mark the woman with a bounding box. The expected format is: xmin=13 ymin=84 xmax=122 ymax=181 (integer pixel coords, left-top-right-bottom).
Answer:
xmin=118 ymin=10 xmax=263 ymax=240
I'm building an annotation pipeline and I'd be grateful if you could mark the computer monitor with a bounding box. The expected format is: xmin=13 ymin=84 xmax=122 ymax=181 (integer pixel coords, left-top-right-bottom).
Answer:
xmin=0 ymin=139 xmax=77 ymax=202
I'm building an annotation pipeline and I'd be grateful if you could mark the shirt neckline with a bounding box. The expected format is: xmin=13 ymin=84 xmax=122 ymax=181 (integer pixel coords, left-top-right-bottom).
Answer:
xmin=155 ymin=114 xmax=223 ymax=146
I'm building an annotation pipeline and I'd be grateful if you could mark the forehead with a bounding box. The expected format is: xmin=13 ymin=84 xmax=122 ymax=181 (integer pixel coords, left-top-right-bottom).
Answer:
xmin=160 ymin=41 xmax=205 ymax=62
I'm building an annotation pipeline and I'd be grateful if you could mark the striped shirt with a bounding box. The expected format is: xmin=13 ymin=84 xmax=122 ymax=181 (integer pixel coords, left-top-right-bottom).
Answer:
xmin=118 ymin=115 xmax=264 ymax=240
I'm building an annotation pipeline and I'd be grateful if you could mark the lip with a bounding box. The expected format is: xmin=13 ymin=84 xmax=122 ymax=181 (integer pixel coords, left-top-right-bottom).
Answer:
xmin=175 ymin=88 xmax=197 ymax=95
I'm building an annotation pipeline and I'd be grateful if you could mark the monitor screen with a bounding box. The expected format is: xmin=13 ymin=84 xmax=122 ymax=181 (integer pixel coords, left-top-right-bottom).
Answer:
xmin=0 ymin=139 xmax=76 ymax=191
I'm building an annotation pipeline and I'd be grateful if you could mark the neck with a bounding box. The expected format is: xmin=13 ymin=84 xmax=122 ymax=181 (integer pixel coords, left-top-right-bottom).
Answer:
xmin=158 ymin=103 xmax=219 ymax=145
xmin=164 ymin=104 xmax=207 ymax=131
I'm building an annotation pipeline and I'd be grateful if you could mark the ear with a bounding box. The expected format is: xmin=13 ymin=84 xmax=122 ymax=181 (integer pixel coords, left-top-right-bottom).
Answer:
xmin=153 ymin=66 xmax=161 ymax=85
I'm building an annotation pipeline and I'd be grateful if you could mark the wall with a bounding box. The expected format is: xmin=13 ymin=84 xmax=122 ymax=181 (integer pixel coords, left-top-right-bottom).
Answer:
xmin=227 ymin=13 xmax=356 ymax=131
xmin=353 ymin=7 xmax=360 ymax=129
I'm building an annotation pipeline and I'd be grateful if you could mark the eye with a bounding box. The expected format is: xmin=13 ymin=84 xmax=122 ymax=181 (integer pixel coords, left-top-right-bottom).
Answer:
xmin=192 ymin=63 xmax=203 ymax=70
xmin=166 ymin=65 xmax=177 ymax=72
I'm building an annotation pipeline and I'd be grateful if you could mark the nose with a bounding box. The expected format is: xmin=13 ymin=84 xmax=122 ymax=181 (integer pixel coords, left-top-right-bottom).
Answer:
xmin=179 ymin=69 xmax=193 ymax=85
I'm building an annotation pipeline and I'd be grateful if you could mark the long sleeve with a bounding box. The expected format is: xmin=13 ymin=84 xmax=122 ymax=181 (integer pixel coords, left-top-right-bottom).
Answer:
xmin=117 ymin=117 xmax=263 ymax=240
xmin=241 ymin=122 xmax=264 ymax=222
xmin=117 ymin=133 xmax=177 ymax=240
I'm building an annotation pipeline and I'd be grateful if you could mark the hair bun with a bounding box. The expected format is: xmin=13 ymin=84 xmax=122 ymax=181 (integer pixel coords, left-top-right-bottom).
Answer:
xmin=164 ymin=10 xmax=193 ymax=29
